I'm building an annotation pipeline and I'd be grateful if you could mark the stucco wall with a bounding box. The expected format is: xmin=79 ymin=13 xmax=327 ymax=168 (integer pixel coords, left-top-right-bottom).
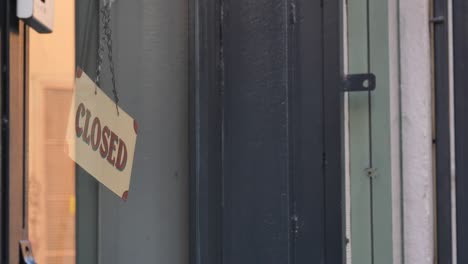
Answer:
xmin=399 ymin=0 xmax=434 ymax=263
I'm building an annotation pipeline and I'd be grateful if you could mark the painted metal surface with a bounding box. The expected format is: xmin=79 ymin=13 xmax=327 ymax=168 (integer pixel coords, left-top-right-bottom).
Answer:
xmin=189 ymin=1 xmax=223 ymax=264
xmin=368 ymin=0 xmax=394 ymax=262
xmin=222 ymin=0 xmax=343 ymax=263
xmin=221 ymin=1 xmax=291 ymax=262
xmin=433 ymin=0 xmax=452 ymax=262
xmin=387 ymin=1 xmax=401 ymax=261
xmin=348 ymin=0 xmax=394 ymax=262
xmin=342 ymin=74 xmax=376 ymax=92
xmin=292 ymin=0 xmax=329 ymax=262
xmin=322 ymin=1 xmax=345 ymax=263
xmin=454 ymin=1 xmax=468 ymax=263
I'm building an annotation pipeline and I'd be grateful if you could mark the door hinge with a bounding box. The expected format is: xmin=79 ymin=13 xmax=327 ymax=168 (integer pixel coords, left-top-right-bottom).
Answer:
xmin=20 ymin=240 xmax=37 ymax=264
xmin=342 ymin=73 xmax=376 ymax=92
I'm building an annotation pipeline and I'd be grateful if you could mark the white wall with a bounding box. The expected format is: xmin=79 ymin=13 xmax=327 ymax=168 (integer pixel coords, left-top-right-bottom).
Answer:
xmin=399 ymin=0 xmax=434 ymax=263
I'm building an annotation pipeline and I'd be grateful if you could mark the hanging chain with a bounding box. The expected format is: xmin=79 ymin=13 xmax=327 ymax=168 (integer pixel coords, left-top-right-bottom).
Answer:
xmin=103 ymin=5 xmax=119 ymax=115
xmin=95 ymin=13 xmax=105 ymax=90
xmin=95 ymin=2 xmax=120 ymax=115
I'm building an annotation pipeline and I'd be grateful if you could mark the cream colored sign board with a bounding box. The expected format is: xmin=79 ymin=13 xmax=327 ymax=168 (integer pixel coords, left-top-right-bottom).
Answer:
xmin=67 ymin=69 xmax=137 ymax=200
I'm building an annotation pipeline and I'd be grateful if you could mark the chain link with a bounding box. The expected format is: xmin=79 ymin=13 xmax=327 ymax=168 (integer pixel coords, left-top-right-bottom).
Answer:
xmin=95 ymin=3 xmax=120 ymax=115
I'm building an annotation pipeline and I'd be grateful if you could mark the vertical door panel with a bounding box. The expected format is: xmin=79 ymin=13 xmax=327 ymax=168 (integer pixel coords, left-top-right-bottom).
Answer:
xmin=189 ymin=0 xmax=223 ymax=264
xmin=222 ymin=1 xmax=291 ymax=263
xmin=221 ymin=0 xmax=343 ymax=263
xmin=454 ymin=1 xmax=468 ymax=262
xmin=322 ymin=0 xmax=345 ymax=262
xmin=291 ymin=0 xmax=325 ymax=262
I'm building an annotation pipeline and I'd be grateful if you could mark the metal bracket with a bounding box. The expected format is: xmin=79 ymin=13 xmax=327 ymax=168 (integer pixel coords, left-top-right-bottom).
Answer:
xmin=342 ymin=73 xmax=376 ymax=92
xmin=20 ymin=240 xmax=37 ymax=264
xmin=430 ymin=16 xmax=445 ymax=24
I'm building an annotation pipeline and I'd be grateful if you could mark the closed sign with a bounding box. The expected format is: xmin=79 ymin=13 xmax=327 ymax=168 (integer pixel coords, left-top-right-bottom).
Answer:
xmin=67 ymin=69 xmax=138 ymax=200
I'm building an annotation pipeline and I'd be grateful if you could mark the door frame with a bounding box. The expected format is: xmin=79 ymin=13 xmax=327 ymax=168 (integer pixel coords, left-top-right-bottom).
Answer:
xmin=454 ymin=0 xmax=468 ymax=262
xmin=433 ymin=0 xmax=452 ymax=262
xmin=189 ymin=0 xmax=223 ymax=263
xmin=1 ymin=0 xmax=27 ymax=263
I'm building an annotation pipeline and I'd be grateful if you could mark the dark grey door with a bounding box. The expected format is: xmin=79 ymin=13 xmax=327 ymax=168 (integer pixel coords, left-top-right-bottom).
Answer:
xmin=454 ymin=1 xmax=468 ymax=263
xmin=191 ymin=0 xmax=343 ymax=263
